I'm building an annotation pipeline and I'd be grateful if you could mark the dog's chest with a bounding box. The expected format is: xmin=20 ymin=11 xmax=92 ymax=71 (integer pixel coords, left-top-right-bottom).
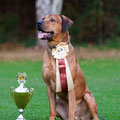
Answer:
xmin=48 ymin=63 xmax=56 ymax=79
xmin=46 ymin=59 xmax=69 ymax=93
xmin=46 ymin=62 xmax=56 ymax=92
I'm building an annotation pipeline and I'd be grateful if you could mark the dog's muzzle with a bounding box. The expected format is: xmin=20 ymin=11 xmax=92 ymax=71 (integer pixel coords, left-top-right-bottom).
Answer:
xmin=36 ymin=20 xmax=54 ymax=39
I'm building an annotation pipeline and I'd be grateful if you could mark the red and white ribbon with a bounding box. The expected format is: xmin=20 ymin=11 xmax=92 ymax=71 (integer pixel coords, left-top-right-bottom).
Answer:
xmin=52 ymin=42 xmax=74 ymax=93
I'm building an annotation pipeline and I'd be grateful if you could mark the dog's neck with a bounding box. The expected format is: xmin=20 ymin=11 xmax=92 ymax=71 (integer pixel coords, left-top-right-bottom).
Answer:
xmin=47 ymin=32 xmax=71 ymax=57
xmin=47 ymin=32 xmax=70 ymax=49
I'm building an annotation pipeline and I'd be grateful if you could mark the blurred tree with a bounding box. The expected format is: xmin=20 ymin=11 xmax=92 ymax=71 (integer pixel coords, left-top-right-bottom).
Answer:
xmin=97 ymin=0 xmax=103 ymax=44
xmin=36 ymin=0 xmax=63 ymax=47
xmin=62 ymin=0 xmax=120 ymax=45
xmin=0 ymin=0 xmax=35 ymax=45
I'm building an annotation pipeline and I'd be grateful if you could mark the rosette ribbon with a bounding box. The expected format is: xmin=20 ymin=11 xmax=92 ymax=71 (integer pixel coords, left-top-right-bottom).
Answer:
xmin=52 ymin=42 xmax=74 ymax=92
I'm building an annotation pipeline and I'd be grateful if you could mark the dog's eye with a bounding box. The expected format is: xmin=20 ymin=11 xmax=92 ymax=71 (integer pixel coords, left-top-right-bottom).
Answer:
xmin=50 ymin=19 xmax=55 ymax=22
xmin=42 ymin=18 xmax=45 ymax=20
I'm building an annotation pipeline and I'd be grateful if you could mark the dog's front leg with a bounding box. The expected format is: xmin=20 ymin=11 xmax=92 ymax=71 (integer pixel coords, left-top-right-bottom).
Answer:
xmin=68 ymin=88 xmax=75 ymax=120
xmin=46 ymin=83 xmax=56 ymax=120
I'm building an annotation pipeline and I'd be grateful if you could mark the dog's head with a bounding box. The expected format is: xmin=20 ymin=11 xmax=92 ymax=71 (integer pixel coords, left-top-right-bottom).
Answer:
xmin=37 ymin=14 xmax=73 ymax=40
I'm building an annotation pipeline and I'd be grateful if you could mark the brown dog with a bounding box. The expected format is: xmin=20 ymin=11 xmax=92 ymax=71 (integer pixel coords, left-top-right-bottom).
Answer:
xmin=37 ymin=14 xmax=98 ymax=120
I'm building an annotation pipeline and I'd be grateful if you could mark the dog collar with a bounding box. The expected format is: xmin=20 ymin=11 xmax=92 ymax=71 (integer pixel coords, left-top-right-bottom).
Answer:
xmin=48 ymin=36 xmax=71 ymax=50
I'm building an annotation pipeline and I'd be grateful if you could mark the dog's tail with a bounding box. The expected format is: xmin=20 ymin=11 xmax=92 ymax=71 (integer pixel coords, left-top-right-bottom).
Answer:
xmin=98 ymin=115 xmax=106 ymax=120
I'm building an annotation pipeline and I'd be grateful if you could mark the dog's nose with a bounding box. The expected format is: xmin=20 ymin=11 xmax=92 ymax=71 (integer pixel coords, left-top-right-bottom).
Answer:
xmin=36 ymin=21 xmax=43 ymax=31
xmin=37 ymin=21 xmax=43 ymax=25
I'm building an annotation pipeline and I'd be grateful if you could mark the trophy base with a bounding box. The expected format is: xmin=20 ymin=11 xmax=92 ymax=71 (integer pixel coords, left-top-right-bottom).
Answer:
xmin=16 ymin=109 xmax=26 ymax=120
xmin=16 ymin=114 xmax=26 ymax=120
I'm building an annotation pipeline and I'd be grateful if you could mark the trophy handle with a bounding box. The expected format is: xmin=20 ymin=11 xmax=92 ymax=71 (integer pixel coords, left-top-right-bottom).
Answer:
xmin=29 ymin=88 xmax=34 ymax=101
xmin=10 ymin=87 xmax=14 ymax=99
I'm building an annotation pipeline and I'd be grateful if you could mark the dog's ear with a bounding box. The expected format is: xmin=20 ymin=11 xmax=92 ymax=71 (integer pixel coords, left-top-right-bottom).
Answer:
xmin=60 ymin=15 xmax=73 ymax=32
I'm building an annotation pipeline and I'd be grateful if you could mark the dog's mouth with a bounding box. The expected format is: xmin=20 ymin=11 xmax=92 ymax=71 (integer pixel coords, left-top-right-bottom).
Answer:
xmin=38 ymin=30 xmax=54 ymax=39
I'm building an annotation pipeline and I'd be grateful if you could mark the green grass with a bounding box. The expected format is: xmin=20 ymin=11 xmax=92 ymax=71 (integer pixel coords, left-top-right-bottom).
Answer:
xmin=0 ymin=59 xmax=120 ymax=120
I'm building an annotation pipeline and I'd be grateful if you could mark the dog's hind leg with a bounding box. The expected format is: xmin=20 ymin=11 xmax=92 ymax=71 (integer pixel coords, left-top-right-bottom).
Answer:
xmin=84 ymin=92 xmax=99 ymax=120
xmin=56 ymin=98 xmax=68 ymax=120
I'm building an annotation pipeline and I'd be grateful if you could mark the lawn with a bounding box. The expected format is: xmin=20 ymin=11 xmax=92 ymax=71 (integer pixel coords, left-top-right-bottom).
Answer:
xmin=0 ymin=59 xmax=120 ymax=120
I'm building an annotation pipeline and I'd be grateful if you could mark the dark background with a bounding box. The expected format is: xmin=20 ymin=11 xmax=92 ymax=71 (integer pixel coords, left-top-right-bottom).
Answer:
xmin=0 ymin=0 xmax=120 ymax=49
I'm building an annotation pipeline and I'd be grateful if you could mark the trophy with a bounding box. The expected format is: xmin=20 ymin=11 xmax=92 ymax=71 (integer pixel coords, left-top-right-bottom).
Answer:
xmin=10 ymin=73 xmax=34 ymax=120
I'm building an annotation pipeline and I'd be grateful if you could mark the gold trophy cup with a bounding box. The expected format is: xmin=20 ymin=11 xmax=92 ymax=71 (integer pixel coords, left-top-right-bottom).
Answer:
xmin=10 ymin=73 xmax=34 ymax=120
